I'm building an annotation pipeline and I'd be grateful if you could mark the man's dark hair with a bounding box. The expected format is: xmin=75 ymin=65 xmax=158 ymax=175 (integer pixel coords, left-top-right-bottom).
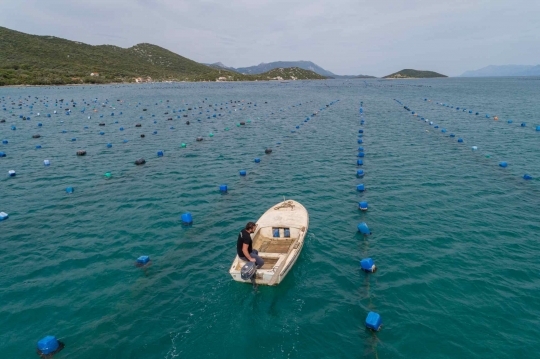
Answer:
xmin=245 ymin=222 xmax=256 ymax=230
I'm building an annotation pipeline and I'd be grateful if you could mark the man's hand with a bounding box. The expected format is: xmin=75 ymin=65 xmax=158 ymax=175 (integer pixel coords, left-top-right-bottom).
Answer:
xmin=249 ymin=258 xmax=256 ymax=263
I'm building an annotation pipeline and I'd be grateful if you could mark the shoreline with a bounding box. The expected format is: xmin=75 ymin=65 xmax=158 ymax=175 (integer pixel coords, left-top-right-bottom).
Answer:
xmin=382 ymin=77 xmax=448 ymax=80
xmin=0 ymin=78 xmax=331 ymax=89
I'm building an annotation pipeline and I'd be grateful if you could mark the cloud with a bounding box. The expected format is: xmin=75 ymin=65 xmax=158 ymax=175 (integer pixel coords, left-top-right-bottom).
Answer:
xmin=0 ymin=0 xmax=538 ymax=76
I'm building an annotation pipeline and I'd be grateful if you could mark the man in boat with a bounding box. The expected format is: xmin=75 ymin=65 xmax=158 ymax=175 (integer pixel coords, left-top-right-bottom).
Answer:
xmin=237 ymin=222 xmax=264 ymax=269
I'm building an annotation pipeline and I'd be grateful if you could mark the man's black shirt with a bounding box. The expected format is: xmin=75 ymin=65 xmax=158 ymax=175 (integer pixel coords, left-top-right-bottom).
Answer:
xmin=237 ymin=229 xmax=252 ymax=257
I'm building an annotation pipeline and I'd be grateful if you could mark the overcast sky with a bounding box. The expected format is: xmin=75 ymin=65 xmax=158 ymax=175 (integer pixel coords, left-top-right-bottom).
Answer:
xmin=1 ymin=0 xmax=539 ymax=76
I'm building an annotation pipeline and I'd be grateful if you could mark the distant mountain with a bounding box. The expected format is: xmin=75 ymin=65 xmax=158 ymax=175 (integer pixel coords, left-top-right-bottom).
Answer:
xmin=204 ymin=60 xmax=377 ymax=78
xmin=384 ymin=69 xmax=447 ymax=79
xmin=204 ymin=62 xmax=239 ymax=72
xmin=460 ymin=65 xmax=540 ymax=77
xmin=235 ymin=61 xmax=336 ymax=77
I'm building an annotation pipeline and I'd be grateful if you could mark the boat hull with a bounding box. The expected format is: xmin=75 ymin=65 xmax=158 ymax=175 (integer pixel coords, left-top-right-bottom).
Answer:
xmin=229 ymin=200 xmax=309 ymax=286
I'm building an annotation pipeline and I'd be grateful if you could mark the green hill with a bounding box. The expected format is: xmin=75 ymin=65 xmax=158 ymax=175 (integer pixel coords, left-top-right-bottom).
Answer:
xmin=0 ymin=27 xmax=325 ymax=85
xmin=258 ymin=67 xmax=327 ymax=80
xmin=383 ymin=69 xmax=447 ymax=79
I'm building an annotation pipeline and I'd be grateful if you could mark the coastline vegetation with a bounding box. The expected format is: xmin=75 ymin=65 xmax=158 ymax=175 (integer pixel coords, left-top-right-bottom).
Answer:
xmin=0 ymin=26 xmax=325 ymax=86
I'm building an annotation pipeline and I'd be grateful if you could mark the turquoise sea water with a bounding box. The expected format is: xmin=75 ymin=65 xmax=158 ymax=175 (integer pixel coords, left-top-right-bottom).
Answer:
xmin=1 ymin=78 xmax=540 ymax=358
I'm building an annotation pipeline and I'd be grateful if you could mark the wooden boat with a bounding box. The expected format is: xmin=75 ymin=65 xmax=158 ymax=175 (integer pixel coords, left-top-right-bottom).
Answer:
xmin=229 ymin=200 xmax=309 ymax=286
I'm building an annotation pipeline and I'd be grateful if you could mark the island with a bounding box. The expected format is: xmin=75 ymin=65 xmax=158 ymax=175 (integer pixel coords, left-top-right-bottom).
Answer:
xmin=383 ymin=69 xmax=447 ymax=79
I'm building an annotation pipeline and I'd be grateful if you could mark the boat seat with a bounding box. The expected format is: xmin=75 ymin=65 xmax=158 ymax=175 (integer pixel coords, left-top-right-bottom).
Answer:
xmin=235 ymin=256 xmax=279 ymax=270
xmin=258 ymin=238 xmax=294 ymax=253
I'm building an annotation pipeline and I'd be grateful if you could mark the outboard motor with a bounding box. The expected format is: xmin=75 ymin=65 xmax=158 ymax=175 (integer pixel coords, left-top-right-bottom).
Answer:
xmin=241 ymin=261 xmax=257 ymax=288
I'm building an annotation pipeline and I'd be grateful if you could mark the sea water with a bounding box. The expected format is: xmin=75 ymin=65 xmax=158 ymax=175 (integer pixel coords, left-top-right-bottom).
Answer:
xmin=1 ymin=78 xmax=539 ymax=358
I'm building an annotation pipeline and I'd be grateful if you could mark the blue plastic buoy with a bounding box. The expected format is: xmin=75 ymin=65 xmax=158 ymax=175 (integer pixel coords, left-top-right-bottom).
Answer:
xmin=499 ymin=162 xmax=508 ymax=168
xmin=357 ymin=159 xmax=363 ymax=166
xmin=508 ymin=120 xmax=513 ymax=123
xmin=71 ymin=138 xmax=76 ymax=141
xmin=123 ymin=140 xmax=128 ymax=143
xmin=36 ymin=145 xmax=42 ymax=149
xmin=157 ymin=150 xmax=164 ymax=157
xmin=38 ymin=123 xmax=42 ymax=127
xmin=358 ymin=147 xmax=364 ymax=151
xmin=8 ymin=170 xmax=15 ymax=176
xmin=357 ymin=169 xmax=364 ymax=177
xmin=358 ymin=139 xmax=363 ymax=144
xmin=44 ymin=159 xmax=50 ymax=166
xmin=360 ymin=258 xmax=376 ymax=272
xmin=181 ymin=212 xmax=193 ymax=225
xmin=359 ymin=201 xmax=368 ymax=211
xmin=357 ymin=184 xmax=365 ymax=191
xmin=66 ymin=187 xmax=74 ymax=194
xmin=450 ymin=134 xmax=455 ymax=138
xmin=99 ymin=131 xmax=104 ymax=135
xmin=136 ymin=256 xmax=150 ymax=266
xmin=153 ymin=131 xmax=157 ymax=135
xmin=523 ymin=174 xmax=533 ymax=180
xmin=254 ymin=158 xmax=260 ymax=163
xmin=441 ymin=129 xmax=446 ymax=133
xmin=458 ymin=138 xmax=463 ymax=143
xmin=359 ymin=129 xmax=364 ymax=133
xmin=536 ymin=126 xmax=540 ymax=131
xmin=2 ymin=140 xmax=7 ymax=144
xmin=119 ymin=127 xmax=124 ymax=131
xmin=365 ymin=312 xmax=382 ymax=331
xmin=472 ymin=146 xmax=478 ymax=151
xmin=357 ymin=222 xmax=371 ymax=235
xmin=239 ymin=170 xmax=247 ymax=176
xmin=358 ymin=152 xmax=365 ymax=158
xmin=0 ymin=211 xmax=8 ymax=220
xmin=521 ymin=123 xmax=526 ymax=127
xmin=37 ymin=336 xmax=60 ymax=356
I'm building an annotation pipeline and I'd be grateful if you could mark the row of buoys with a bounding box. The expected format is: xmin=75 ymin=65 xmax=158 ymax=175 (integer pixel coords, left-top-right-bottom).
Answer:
xmin=235 ymin=100 xmax=336 ymax=178
xmin=215 ymin=100 xmax=335 ymax=201
xmin=355 ymin=105 xmax=381 ymax=334
xmin=425 ymin=98 xmax=540 ymax=133
xmin=396 ymin=99 xmax=533 ymax=180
